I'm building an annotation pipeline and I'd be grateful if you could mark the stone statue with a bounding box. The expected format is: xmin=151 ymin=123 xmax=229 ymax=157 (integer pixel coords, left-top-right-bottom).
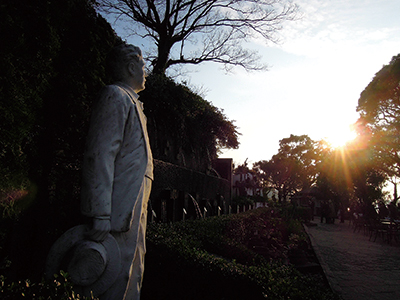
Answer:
xmin=46 ymin=43 xmax=153 ymax=300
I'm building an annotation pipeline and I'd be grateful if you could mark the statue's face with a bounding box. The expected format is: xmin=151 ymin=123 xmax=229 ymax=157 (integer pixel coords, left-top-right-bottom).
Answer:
xmin=130 ymin=57 xmax=146 ymax=93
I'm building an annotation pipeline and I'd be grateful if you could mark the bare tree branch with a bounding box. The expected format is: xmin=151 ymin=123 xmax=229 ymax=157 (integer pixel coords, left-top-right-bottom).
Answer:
xmin=98 ymin=0 xmax=299 ymax=74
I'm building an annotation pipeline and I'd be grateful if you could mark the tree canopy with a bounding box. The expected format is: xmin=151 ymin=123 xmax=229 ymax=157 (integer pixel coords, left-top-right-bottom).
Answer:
xmin=317 ymin=139 xmax=386 ymax=206
xmin=253 ymin=132 xmax=386 ymax=207
xmin=253 ymin=134 xmax=320 ymax=202
xmin=357 ymin=54 xmax=400 ymax=179
xmin=141 ymin=74 xmax=239 ymax=172
xmin=97 ymin=0 xmax=299 ymax=74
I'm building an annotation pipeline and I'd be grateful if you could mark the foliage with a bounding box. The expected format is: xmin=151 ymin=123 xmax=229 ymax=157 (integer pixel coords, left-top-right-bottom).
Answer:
xmin=142 ymin=208 xmax=339 ymax=300
xmin=254 ymin=135 xmax=321 ymax=202
xmin=233 ymin=159 xmax=264 ymax=197
xmin=0 ymin=271 xmax=97 ymax=300
xmin=0 ymin=0 xmax=120 ymax=280
xmin=253 ymin=130 xmax=386 ymax=208
xmin=141 ymin=74 xmax=239 ymax=172
xmin=232 ymin=196 xmax=255 ymax=207
xmin=0 ymin=0 xmax=57 ymax=191
xmin=97 ymin=0 xmax=299 ymax=74
xmin=356 ymin=54 xmax=400 ymax=180
xmin=317 ymin=138 xmax=386 ymax=206
xmin=0 ymin=208 xmax=337 ymax=299
xmin=0 ymin=0 xmax=118 ymax=198
xmin=0 ymin=0 xmax=242 ymax=281
xmin=0 ymin=187 xmax=37 ymax=221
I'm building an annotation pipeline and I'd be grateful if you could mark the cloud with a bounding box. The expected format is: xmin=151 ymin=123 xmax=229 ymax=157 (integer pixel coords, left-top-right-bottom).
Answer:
xmin=274 ymin=0 xmax=400 ymax=58
xmin=197 ymin=0 xmax=400 ymax=164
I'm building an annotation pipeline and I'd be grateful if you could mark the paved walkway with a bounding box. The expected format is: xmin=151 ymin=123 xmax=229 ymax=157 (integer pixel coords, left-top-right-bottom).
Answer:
xmin=305 ymin=220 xmax=400 ymax=300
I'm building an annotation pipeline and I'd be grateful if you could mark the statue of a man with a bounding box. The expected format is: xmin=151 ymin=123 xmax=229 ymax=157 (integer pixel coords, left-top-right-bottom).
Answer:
xmin=80 ymin=43 xmax=153 ymax=299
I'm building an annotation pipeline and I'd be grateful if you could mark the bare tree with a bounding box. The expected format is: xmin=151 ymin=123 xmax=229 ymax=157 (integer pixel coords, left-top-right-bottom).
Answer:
xmin=98 ymin=0 xmax=299 ymax=75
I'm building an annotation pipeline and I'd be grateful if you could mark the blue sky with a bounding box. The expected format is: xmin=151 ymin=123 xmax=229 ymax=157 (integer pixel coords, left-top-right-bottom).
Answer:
xmin=103 ymin=0 xmax=400 ymax=167
xmin=187 ymin=0 xmax=400 ymax=166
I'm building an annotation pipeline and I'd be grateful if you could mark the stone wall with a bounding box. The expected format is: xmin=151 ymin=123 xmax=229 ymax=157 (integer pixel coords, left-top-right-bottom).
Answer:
xmin=149 ymin=159 xmax=231 ymax=222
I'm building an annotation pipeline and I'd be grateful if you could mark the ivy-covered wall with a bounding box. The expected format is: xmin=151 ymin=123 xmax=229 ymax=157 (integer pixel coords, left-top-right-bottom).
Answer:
xmin=0 ymin=0 xmax=234 ymax=281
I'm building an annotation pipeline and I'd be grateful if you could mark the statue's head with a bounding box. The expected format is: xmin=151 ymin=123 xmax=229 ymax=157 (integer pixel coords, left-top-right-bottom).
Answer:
xmin=107 ymin=43 xmax=146 ymax=92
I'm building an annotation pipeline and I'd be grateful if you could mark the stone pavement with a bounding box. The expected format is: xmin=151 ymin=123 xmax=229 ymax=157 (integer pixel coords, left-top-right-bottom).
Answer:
xmin=305 ymin=220 xmax=400 ymax=300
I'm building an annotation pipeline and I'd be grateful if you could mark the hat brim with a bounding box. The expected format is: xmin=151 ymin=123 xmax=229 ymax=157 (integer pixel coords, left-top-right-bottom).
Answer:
xmin=45 ymin=225 xmax=121 ymax=297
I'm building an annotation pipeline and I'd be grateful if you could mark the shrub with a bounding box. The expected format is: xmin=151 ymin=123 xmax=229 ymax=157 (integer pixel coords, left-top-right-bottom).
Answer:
xmin=0 ymin=271 xmax=96 ymax=300
xmin=142 ymin=208 xmax=340 ymax=300
xmin=0 ymin=207 xmax=338 ymax=299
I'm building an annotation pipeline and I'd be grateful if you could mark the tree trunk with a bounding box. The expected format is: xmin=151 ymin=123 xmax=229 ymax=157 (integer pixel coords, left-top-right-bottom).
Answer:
xmin=153 ymin=35 xmax=171 ymax=75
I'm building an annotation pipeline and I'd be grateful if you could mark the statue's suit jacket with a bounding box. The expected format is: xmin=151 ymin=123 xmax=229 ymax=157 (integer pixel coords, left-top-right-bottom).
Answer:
xmin=81 ymin=83 xmax=153 ymax=232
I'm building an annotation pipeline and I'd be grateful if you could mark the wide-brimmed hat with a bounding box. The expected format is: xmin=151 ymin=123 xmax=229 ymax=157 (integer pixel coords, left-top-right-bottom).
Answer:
xmin=45 ymin=225 xmax=121 ymax=297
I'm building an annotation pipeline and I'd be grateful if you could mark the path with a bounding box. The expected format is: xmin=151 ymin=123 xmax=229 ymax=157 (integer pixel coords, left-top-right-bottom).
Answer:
xmin=305 ymin=220 xmax=400 ymax=300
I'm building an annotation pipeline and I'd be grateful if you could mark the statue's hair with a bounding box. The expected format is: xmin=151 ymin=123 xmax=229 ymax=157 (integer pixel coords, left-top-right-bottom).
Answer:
xmin=106 ymin=43 xmax=142 ymax=82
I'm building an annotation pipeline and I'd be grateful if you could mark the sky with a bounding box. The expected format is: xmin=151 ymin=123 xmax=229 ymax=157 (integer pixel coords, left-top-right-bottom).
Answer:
xmin=104 ymin=0 xmax=400 ymax=167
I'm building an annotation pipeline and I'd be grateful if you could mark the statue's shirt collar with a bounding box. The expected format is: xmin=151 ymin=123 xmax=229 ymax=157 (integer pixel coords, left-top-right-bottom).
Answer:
xmin=115 ymin=82 xmax=145 ymax=112
xmin=116 ymin=82 xmax=139 ymax=100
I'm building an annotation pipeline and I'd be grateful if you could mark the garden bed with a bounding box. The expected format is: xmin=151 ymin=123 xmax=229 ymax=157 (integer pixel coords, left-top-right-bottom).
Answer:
xmin=0 ymin=202 xmax=338 ymax=299
xmin=141 ymin=207 xmax=340 ymax=300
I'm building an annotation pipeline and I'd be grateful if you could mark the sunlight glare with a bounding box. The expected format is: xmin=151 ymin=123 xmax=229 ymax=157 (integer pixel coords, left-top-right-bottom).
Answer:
xmin=323 ymin=124 xmax=357 ymax=148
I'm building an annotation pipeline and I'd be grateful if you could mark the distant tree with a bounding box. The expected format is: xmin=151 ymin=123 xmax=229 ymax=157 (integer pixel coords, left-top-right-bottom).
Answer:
xmin=234 ymin=159 xmax=251 ymax=175
xmin=317 ymin=146 xmax=354 ymax=208
xmin=232 ymin=159 xmax=260 ymax=198
xmin=277 ymin=134 xmax=320 ymax=190
xmin=253 ymin=134 xmax=320 ymax=202
xmin=317 ymin=137 xmax=386 ymax=207
xmin=253 ymin=155 xmax=298 ymax=202
xmin=356 ymin=54 xmax=400 ymax=179
xmin=97 ymin=0 xmax=299 ymax=75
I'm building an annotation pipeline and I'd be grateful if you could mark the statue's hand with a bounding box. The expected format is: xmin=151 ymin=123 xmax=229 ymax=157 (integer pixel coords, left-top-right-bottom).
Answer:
xmin=86 ymin=217 xmax=111 ymax=242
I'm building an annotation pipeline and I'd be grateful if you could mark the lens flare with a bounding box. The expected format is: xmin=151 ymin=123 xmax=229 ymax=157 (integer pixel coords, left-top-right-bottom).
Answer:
xmin=323 ymin=124 xmax=357 ymax=148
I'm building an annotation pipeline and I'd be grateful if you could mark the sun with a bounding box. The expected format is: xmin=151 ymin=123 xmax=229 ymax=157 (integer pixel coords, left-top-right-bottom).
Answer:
xmin=323 ymin=124 xmax=357 ymax=148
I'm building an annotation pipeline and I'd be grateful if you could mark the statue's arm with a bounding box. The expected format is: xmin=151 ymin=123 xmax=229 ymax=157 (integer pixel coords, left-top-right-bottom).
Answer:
xmin=86 ymin=216 xmax=111 ymax=242
xmin=81 ymin=86 xmax=127 ymax=241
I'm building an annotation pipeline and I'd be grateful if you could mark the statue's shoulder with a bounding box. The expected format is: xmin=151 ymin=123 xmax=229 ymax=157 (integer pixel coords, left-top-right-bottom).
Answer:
xmin=104 ymin=84 xmax=137 ymax=99
xmin=101 ymin=84 xmax=124 ymax=96
xmin=97 ymin=84 xmax=131 ymax=104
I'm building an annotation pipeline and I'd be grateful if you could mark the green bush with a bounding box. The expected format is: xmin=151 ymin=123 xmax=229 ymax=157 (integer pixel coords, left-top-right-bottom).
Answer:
xmin=142 ymin=208 xmax=340 ymax=300
xmin=0 ymin=208 xmax=338 ymax=299
xmin=280 ymin=204 xmax=313 ymax=223
xmin=232 ymin=196 xmax=255 ymax=207
xmin=0 ymin=0 xmax=120 ymax=281
xmin=0 ymin=271 xmax=96 ymax=300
